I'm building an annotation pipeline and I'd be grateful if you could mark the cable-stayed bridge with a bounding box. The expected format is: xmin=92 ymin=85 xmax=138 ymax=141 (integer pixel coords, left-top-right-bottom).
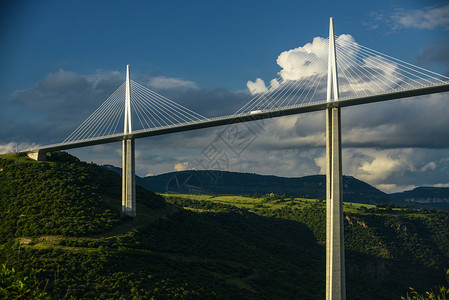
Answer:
xmin=28 ymin=34 xmax=449 ymax=154
xmin=22 ymin=19 xmax=449 ymax=300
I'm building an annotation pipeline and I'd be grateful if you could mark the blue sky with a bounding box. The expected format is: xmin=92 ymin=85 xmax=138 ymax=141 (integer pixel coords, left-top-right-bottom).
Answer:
xmin=1 ymin=0 xmax=449 ymax=193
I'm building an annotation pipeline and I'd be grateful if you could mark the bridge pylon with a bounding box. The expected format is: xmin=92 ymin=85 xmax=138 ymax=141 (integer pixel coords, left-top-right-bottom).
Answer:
xmin=325 ymin=17 xmax=346 ymax=300
xmin=122 ymin=65 xmax=136 ymax=217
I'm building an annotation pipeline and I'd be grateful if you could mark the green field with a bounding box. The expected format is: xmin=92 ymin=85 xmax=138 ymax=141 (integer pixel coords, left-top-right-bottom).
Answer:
xmin=161 ymin=193 xmax=403 ymax=215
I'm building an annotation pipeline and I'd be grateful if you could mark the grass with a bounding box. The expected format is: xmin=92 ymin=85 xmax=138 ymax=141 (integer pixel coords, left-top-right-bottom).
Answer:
xmin=162 ymin=193 xmax=331 ymax=214
xmin=160 ymin=193 xmax=426 ymax=217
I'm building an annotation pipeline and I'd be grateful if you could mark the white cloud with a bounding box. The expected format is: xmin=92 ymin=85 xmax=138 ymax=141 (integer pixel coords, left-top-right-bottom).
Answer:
xmin=147 ymin=76 xmax=198 ymax=90
xmin=392 ymin=4 xmax=449 ymax=30
xmin=0 ymin=142 xmax=19 ymax=154
xmin=246 ymin=78 xmax=268 ymax=95
xmin=310 ymin=146 xmax=449 ymax=193
xmin=345 ymin=148 xmax=417 ymax=184
xmin=246 ymin=33 xmax=407 ymax=99
xmin=270 ymin=78 xmax=281 ymax=90
xmin=420 ymin=161 xmax=436 ymax=172
xmin=358 ymin=153 xmax=405 ymax=182
xmin=0 ymin=142 xmax=41 ymax=154
xmin=277 ymin=36 xmax=329 ymax=81
xmin=246 ymin=77 xmax=281 ymax=96
xmin=174 ymin=161 xmax=189 ymax=171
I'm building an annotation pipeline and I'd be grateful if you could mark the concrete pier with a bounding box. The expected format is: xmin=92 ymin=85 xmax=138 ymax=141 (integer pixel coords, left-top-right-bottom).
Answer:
xmin=326 ymin=107 xmax=345 ymax=300
xmin=122 ymin=138 xmax=136 ymax=217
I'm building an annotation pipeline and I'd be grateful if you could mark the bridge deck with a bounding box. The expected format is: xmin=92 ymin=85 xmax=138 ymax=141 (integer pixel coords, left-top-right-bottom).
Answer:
xmin=25 ymin=82 xmax=449 ymax=154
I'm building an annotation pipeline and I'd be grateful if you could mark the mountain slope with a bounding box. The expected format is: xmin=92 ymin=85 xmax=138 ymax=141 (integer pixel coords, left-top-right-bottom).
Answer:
xmin=140 ymin=170 xmax=393 ymax=204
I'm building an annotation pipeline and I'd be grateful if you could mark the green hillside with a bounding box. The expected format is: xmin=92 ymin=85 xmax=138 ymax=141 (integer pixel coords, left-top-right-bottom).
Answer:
xmin=1 ymin=152 xmax=448 ymax=299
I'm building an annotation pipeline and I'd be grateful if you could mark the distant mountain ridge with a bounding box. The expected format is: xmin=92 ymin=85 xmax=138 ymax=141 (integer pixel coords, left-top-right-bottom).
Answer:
xmin=390 ymin=187 xmax=449 ymax=210
xmin=103 ymin=166 xmax=449 ymax=210
xmin=138 ymin=169 xmax=393 ymax=204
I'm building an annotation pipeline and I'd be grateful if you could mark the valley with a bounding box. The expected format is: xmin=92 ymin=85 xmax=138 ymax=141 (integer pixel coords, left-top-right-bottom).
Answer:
xmin=1 ymin=152 xmax=448 ymax=299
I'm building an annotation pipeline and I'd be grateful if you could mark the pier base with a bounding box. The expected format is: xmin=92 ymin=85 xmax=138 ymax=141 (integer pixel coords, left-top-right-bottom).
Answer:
xmin=27 ymin=150 xmax=46 ymax=161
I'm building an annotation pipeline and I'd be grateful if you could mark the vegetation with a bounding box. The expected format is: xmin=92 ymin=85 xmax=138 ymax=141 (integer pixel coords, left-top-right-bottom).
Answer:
xmin=164 ymin=193 xmax=449 ymax=299
xmin=0 ymin=264 xmax=48 ymax=299
xmin=0 ymin=152 xmax=448 ymax=299
xmin=402 ymin=269 xmax=449 ymax=299
xmin=0 ymin=152 xmax=165 ymax=242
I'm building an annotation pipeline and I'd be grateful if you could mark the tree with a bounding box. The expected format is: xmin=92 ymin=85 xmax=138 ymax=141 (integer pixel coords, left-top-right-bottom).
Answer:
xmin=0 ymin=264 xmax=48 ymax=299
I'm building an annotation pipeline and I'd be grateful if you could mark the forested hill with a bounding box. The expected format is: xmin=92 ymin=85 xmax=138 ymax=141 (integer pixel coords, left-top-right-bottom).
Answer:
xmin=139 ymin=169 xmax=394 ymax=204
xmin=0 ymin=152 xmax=165 ymax=241
xmin=1 ymin=152 xmax=449 ymax=299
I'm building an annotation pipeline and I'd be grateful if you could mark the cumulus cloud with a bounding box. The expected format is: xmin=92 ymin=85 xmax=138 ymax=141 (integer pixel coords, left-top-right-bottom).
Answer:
xmin=357 ymin=151 xmax=408 ymax=182
xmin=312 ymin=147 xmax=449 ymax=193
xmin=245 ymin=33 xmax=411 ymax=101
xmin=246 ymin=78 xmax=268 ymax=95
xmin=246 ymin=78 xmax=281 ymax=96
xmin=277 ymin=36 xmax=329 ymax=81
xmin=246 ymin=36 xmax=330 ymax=97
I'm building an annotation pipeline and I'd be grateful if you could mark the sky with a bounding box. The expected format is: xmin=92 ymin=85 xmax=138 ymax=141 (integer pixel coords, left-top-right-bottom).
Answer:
xmin=1 ymin=0 xmax=449 ymax=193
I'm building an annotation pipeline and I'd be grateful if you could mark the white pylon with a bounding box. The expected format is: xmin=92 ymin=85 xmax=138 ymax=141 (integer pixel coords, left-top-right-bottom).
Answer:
xmin=327 ymin=18 xmax=339 ymax=103
xmin=124 ymin=64 xmax=132 ymax=135
xmin=122 ymin=64 xmax=136 ymax=217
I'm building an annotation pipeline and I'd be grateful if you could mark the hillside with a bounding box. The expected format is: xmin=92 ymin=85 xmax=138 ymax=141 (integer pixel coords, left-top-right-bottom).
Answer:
xmin=139 ymin=170 xmax=395 ymax=204
xmin=1 ymin=152 xmax=448 ymax=299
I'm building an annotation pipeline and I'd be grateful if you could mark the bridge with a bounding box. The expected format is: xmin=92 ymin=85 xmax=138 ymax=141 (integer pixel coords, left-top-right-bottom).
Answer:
xmin=22 ymin=18 xmax=449 ymax=300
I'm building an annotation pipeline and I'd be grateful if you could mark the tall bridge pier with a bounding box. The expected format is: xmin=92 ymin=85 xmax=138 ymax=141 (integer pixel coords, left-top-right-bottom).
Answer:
xmin=122 ymin=65 xmax=136 ymax=217
xmin=325 ymin=18 xmax=345 ymax=300
xmin=122 ymin=138 xmax=136 ymax=217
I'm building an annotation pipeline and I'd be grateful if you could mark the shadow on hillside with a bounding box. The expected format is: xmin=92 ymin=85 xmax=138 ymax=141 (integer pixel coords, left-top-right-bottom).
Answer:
xmin=130 ymin=206 xmax=446 ymax=299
